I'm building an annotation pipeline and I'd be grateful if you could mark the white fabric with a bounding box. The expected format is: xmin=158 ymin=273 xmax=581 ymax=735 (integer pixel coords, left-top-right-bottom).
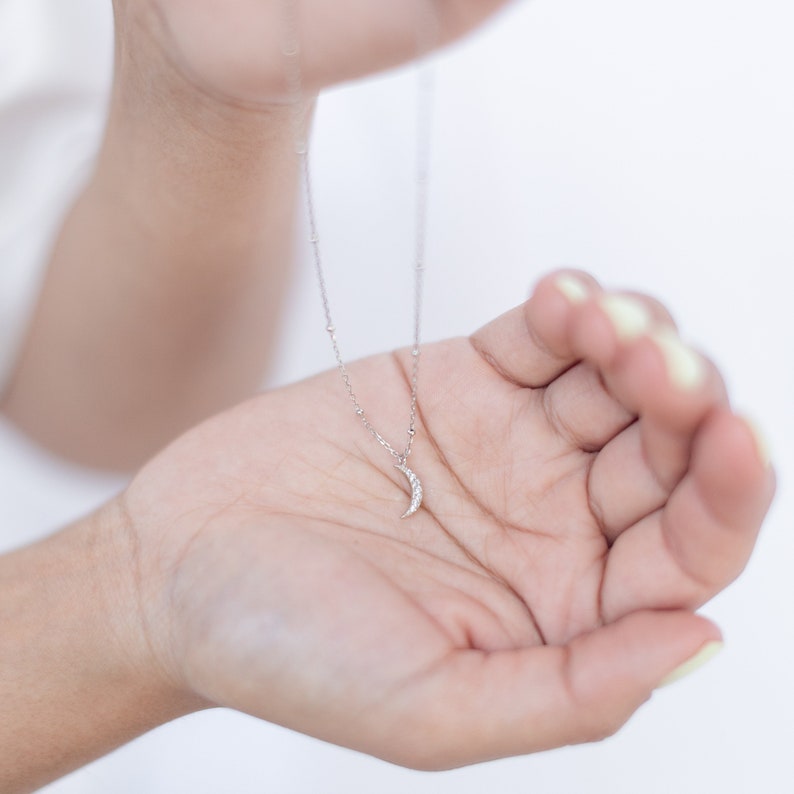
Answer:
xmin=0 ymin=0 xmax=793 ymax=792
xmin=0 ymin=0 xmax=112 ymax=387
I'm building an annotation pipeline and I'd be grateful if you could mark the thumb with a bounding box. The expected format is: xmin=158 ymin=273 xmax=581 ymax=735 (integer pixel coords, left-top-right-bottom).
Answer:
xmin=392 ymin=610 xmax=722 ymax=770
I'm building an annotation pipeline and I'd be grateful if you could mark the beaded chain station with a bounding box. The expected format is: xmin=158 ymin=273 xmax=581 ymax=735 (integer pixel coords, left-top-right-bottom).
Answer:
xmin=281 ymin=2 xmax=436 ymax=518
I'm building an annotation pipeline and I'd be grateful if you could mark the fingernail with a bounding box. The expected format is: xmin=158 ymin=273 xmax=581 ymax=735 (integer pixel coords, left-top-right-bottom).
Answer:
xmin=742 ymin=416 xmax=771 ymax=469
xmin=599 ymin=294 xmax=652 ymax=341
xmin=657 ymin=641 xmax=724 ymax=688
xmin=650 ymin=328 xmax=706 ymax=391
xmin=555 ymin=274 xmax=590 ymax=304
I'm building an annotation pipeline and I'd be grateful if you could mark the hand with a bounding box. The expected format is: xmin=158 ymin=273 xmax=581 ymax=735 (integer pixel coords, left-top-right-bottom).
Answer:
xmin=119 ymin=270 xmax=774 ymax=769
xmin=119 ymin=0 xmax=511 ymax=105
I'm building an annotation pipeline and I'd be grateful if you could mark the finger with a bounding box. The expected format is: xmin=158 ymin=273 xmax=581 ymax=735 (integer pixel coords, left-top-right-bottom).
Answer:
xmin=569 ymin=291 xmax=679 ymax=380
xmin=539 ymin=289 xmax=678 ymax=451
xmin=601 ymin=409 xmax=775 ymax=619
xmin=573 ymin=298 xmax=728 ymax=538
xmin=300 ymin=0 xmax=511 ymax=92
xmin=616 ymin=290 xmax=677 ymax=329
xmin=540 ymin=362 xmax=633 ymax=452
xmin=434 ymin=0 xmax=515 ymax=39
xmin=589 ymin=337 xmax=728 ymax=539
xmin=389 ymin=610 xmax=721 ymax=769
xmin=159 ymin=0 xmax=512 ymax=103
xmin=588 ymin=421 xmax=668 ymax=540
xmin=471 ymin=270 xmax=601 ymax=388
xmin=599 ymin=330 xmax=728 ymax=443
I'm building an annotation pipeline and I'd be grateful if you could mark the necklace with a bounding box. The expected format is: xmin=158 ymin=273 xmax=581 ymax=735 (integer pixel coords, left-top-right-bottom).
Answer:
xmin=281 ymin=4 xmax=435 ymax=519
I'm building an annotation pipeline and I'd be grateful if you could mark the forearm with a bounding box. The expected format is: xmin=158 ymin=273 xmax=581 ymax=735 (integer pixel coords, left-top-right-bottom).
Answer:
xmin=0 ymin=8 xmax=304 ymax=470
xmin=0 ymin=500 xmax=202 ymax=794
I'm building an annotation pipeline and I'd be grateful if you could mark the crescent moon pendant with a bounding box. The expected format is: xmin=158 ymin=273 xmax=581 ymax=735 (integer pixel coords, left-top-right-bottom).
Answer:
xmin=395 ymin=463 xmax=423 ymax=519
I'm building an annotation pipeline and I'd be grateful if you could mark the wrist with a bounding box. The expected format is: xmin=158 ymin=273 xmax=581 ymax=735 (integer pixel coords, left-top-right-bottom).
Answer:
xmin=113 ymin=0 xmax=315 ymax=108
xmin=110 ymin=1 xmax=305 ymax=153
xmin=93 ymin=1 xmax=311 ymax=238
xmin=0 ymin=497 xmax=204 ymax=791
xmin=92 ymin=495 xmax=209 ymax=712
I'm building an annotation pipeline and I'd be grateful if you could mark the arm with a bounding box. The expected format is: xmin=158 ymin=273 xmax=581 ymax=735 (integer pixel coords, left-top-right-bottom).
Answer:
xmin=0 ymin=16 xmax=302 ymax=471
xmin=0 ymin=0 xmax=513 ymax=471
xmin=0 ymin=501 xmax=203 ymax=794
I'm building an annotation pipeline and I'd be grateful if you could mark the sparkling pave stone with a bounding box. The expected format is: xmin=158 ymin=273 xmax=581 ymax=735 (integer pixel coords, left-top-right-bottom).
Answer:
xmin=395 ymin=463 xmax=423 ymax=519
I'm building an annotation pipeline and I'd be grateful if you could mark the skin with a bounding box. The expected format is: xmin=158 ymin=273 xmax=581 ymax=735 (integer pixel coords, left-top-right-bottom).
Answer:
xmin=0 ymin=273 xmax=775 ymax=790
xmin=0 ymin=2 xmax=775 ymax=790
xmin=0 ymin=0 xmax=514 ymax=470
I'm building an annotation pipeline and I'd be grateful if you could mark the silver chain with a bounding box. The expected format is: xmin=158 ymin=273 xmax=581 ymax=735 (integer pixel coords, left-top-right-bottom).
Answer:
xmin=281 ymin=2 xmax=436 ymax=466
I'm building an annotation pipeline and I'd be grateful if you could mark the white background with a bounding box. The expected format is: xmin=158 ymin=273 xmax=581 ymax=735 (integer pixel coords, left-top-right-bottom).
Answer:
xmin=1 ymin=0 xmax=792 ymax=791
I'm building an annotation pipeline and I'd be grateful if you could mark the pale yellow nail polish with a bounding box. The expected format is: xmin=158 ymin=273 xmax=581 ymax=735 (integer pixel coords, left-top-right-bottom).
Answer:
xmin=650 ymin=328 xmax=706 ymax=391
xmin=657 ymin=641 xmax=724 ymax=688
xmin=742 ymin=416 xmax=771 ymax=469
xmin=555 ymin=274 xmax=589 ymax=304
xmin=599 ymin=294 xmax=652 ymax=341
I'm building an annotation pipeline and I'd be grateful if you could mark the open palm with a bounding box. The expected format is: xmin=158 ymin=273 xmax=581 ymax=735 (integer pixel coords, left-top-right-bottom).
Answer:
xmin=124 ymin=272 xmax=773 ymax=768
